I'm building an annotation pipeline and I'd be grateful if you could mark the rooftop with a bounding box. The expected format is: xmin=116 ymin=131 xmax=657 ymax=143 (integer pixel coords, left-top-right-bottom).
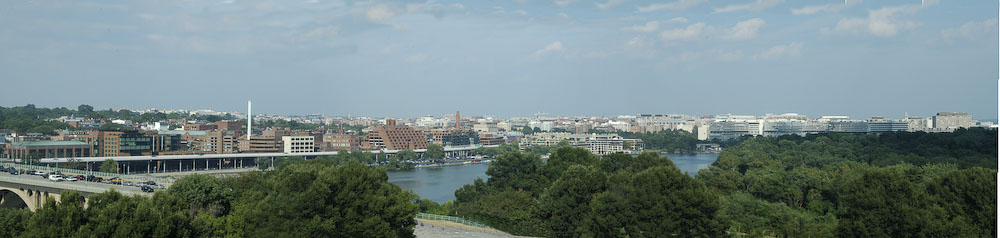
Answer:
xmin=157 ymin=130 xmax=208 ymax=136
xmin=11 ymin=140 xmax=90 ymax=147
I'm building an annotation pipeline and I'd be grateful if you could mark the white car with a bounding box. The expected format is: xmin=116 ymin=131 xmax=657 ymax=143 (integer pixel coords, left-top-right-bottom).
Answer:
xmin=48 ymin=174 xmax=64 ymax=181
xmin=64 ymin=176 xmax=78 ymax=181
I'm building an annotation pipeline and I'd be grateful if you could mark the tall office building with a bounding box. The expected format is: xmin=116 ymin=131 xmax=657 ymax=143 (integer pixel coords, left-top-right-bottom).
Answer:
xmin=933 ymin=112 xmax=973 ymax=129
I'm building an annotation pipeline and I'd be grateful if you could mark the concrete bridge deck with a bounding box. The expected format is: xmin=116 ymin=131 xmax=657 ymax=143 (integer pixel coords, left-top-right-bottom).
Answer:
xmin=0 ymin=171 xmax=151 ymax=211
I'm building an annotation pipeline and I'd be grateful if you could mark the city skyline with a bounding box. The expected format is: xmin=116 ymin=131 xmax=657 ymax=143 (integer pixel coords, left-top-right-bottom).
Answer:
xmin=0 ymin=0 xmax=996 ymax=118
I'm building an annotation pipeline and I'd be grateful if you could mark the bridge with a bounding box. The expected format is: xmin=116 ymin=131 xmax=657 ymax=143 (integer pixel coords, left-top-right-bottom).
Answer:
xmin=0 ymin=168 xmax=150 ymax=211
xmin=35 ymin=144 xmax=496 ymax=174
xmin=0 ymin=145 xmax=496 ymax=210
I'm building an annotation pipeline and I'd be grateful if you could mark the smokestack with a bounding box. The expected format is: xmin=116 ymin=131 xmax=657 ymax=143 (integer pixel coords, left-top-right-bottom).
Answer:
xmin=247 ymin=100 xmax=252 ymax=140
xmin=455 ymin=111 xmax=460 ymax=129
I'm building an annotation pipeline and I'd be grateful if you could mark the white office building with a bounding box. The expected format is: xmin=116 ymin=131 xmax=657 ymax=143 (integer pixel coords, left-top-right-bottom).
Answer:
xmin=282 ymin=136 xmax=315 ymax=153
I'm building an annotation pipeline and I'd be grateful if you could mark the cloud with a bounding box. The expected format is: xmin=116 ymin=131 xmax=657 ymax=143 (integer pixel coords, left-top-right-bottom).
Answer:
xmin=753 ymin=42 xmax=803 ymax=60
xmin=791 ymin=0 xmax=861 ymax=15
xmin=555 ymin=0 xmax=577 ymax=7
xmin=725 ymin=18 xmax=765 ymax=40
xmin=660 ymin=23 xmax=708 ymax=41
xmin=295 ymin=25 xmax=341 ymax=42
xmin=626 ymin=36 xmax=647 ymax=49
xmin=716 ymin=50 xmax=744 ymax=61
xmin=406 ymin=53 xmax=428 ymax=63
xmin=823 ymin=4 xmax=924 ymax=37
xmin=714 ymin=0 xmax=783 ymax=13
xmin=624 ymin=21 xmax=660 ymax=32
xmin=513 ymin=10 xmax=529 ymax=16
xmin=667 ymin=17 xmax=689 ymax=23
xmin=596 ymin=0 xmax=626 ymax=9
xmin=534 ymin=41 xmax=565 ymax=56
xmin=940 ymin=18 xmax=999 ymax=41
xmin=660 ymin=18 xmax=765 ymax=41
xmin=636 ymin=0 xmax=704 ymax=12
xmin=366 ymin=4 xmax=399 ymax=22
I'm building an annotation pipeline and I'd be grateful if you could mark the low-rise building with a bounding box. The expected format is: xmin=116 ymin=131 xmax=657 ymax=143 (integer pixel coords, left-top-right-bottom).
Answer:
xmin=366 ymin=120 xmax=428 ymax=150
xmin=282 ymin=136 xmax=315 ymax=153
xmin=6 ymin=141 xmax=92 ymax=161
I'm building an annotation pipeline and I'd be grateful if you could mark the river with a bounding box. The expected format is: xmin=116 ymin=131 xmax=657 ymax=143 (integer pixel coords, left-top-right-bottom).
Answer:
xmin=387 ymin=153 xmax=719 ymax=203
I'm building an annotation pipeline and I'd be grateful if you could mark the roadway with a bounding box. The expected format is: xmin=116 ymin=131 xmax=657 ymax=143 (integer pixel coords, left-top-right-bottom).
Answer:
xmin=0 ymin=171 xmax=152 ymax=197
xmin=38 ymin=144 xmax=497 ymax=163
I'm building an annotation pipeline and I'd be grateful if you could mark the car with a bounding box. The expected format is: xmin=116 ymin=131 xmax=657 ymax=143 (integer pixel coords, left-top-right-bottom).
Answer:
xmin=136 ymin=182 xmax=148 ymax=187
xmin=123 ymin=181 xmax=134 ymax=186
xmin=48 ymin=174 xmax=64 ymax=182
xmin=39 ymin=173 xmax=49 ymax=178
xmin=25 ymin=170 xmax=36 ymax=175
xmin=64 ymin=176 xmax=78 ymax=181
xmin=140 ymin=185 xmax=154 ymax=193
xmin=9 ymin=169 xmax=20 ymax=175
xmin=146 ymin=180 xmax=156 ymax=186
xmin=74 ymin=175 xmax=85 ymax=180
xmin=154 ymin=184 xmax=167 ymax=189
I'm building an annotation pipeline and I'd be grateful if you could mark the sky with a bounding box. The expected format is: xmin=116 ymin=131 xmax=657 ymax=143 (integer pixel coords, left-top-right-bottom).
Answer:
xmin=0 ymin=0 xmax=997 ymax=119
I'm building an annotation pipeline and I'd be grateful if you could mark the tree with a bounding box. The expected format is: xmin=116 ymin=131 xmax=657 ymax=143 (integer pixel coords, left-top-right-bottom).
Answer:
xmin=556 ymin=140 xmax=570 ymax=147
xmin=397 ymin=149 xmax=418 ymax=161
xmin=23 ymin=151 xmax=42 ymax=165
xmin=99 ymin=159 xmax=118 ymax=173
xmin=623 ymin=166 xmax=726 ymax=237
xmin=77 ymin=104 xmax=94 ymax=114
xmin=234 ymin=160 xmax=418 ymax=237
xmin=542 ymin=146 xmax=598 ymax=180
xmin=98 ymin=123 xmax=126 ymax=131
xmin=24 ymin=191 xmax=88 ymax=237
xmin=484 ymin=151 xmax=549 ymax=195
xmin=168 ymin=174 xmax=235 ymax=216
xmin=0 ymin=208 xmax=31 ymax=237
xmin=926 ymin=167 xmax=997 ymax=237
xmin=205 ymin=115 xmax=224 ymax=122
xmin=425 ymin=144 xmax=444 ymax=159
xmin=537 ymin=165 xmax=607 ymax=238
xmin=835 ymin=167 xmax=973 ymax=237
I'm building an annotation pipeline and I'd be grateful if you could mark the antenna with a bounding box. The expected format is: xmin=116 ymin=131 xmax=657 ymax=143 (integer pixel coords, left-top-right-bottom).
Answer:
xmin=247 ymin=100 xmax=252 ymax=140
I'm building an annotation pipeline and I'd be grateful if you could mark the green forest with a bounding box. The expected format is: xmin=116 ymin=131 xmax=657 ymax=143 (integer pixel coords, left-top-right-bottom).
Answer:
xmin=0 ymin=161 xmax=418 ymax=238
xmin=429 ymin=128 xmax=997 ymax=237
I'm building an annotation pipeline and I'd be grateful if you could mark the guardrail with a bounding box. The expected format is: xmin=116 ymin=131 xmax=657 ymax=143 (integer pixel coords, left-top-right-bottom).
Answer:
xmin=415 ymin=213 xmax=491 ymax=228
xmin=0 ymin=162 xmax=175 ymax=185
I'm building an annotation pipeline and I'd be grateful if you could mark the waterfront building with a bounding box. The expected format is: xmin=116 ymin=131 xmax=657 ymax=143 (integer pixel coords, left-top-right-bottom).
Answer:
xmin=322 ymin=131 xmax=361 ymax=151
xmin=365 ymin=119 xmax=428 ymax=150
xmin=6 ymin=141 xmax=92 ymax=161
xmin=425 ymin=129 xmax=479 ymax=147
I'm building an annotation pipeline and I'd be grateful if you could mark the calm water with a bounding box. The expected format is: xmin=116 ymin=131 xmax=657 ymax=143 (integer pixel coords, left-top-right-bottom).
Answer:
xmin=387 ymin=163 xmax=490 ymax=204
xmin=387 ymin=153 xmax=719 ymax=203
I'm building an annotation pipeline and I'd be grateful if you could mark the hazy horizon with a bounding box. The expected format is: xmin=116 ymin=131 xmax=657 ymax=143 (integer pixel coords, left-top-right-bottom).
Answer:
xmin=1 ymin=0 xmax=996 ymax=119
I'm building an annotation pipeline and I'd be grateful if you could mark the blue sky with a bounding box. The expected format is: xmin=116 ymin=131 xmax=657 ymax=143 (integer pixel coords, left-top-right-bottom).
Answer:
xmin=0 ymin=0 xmax=997 ymax=119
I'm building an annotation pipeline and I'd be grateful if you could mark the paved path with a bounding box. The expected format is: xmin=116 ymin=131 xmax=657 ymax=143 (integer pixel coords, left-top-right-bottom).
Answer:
xmin=413 ymin=219 xmax=534 ymax=238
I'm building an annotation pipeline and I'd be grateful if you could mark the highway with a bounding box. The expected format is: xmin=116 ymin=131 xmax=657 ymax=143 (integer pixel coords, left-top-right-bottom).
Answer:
xmin=0 ymin=171 xmax=153 ymax=197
